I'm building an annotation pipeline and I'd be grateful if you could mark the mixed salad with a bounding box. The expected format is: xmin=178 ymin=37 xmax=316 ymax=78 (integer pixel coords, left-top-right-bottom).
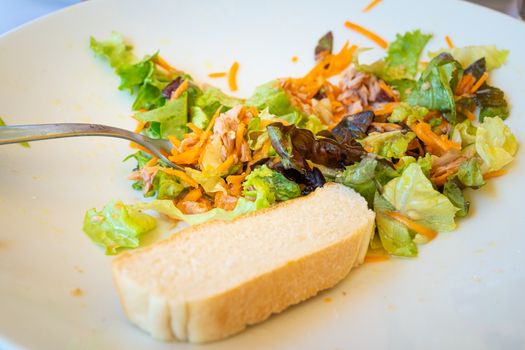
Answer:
xmin=84 ymin=27 xmax=517 ymax=258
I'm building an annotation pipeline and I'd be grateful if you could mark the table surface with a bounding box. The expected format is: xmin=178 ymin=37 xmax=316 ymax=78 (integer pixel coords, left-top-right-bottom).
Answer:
xmin=0 ymin=0 xmax=522 ymax=35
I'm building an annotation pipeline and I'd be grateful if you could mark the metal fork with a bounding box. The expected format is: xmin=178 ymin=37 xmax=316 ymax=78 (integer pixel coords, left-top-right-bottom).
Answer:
xmin=0 ymin=123 xmax=181 ymax=169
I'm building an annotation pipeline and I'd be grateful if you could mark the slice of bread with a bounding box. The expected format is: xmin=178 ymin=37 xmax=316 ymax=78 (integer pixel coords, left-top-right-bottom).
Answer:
xmin=112 ymin=183 xmax=375 ymax=343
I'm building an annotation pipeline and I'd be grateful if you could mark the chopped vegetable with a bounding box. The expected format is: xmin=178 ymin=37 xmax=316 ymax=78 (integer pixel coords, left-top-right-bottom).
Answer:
xmin=443 ymin=180 xmax=469 ymax=217
xmin=374 ymin=193 xmax=418 ymax=257
xmin=135 ymin=92 xmax=188 ymax=139
xmin=475 ymin=116 xmax=518 ymax=173
xmin=359 ymin=130 xmax=416 ymax=159
xmin=83 ymin=201 xmax=157 ymax=255
xmin=86 ymin=29 xmax=517 ymax=258
xmin=429 ymin=45 xmax=509 ymax=71
xmin=335 ymin=157 xmax=378 ymax=207
xmin=445 ymin=35 xmax=454 ymax=49
xmin=314 ymin=31 xmax=333 ymax=60
xmin=242 ymin=165 xmax=301 ymax=209
xmin=362 ymin=0 xmax=382 ymax=12
xmin=383 ymin=163 xmax=458 ymax=232
xmin=407 ymin=53 xmax=463 ymax=123
xmin=354 ymin=30 xmax=431 ymax=82
xmin=228 ymin=61 xmax=239 ymax=91
xmin=134 ymin=197 xmax=256 ymax=226
xmin=344 ymin=21 xmax=388 ymax=49
xmin=246 ymin=81 xmax=298 ymax=116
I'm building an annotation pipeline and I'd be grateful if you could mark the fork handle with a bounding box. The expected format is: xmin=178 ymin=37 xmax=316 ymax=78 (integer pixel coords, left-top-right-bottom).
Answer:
xmin=0 ymin=123 xmax=180 ymax=169
xmin=0 ymin=123 xmax=136 ymax=144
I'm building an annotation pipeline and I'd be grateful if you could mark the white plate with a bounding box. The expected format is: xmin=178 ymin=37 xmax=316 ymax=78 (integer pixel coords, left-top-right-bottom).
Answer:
xmin=1 ymin=0 xmax=524 ymax=349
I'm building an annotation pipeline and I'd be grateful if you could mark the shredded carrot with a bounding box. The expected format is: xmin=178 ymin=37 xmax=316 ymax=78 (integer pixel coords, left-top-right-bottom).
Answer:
xmin=455 ymin=74 xmax=475 ymax=95
xmin=461 ymin=107 xmax=476 ymax=121
xmin=168 ymin=135 xmax=181 ymax=148
xmin=227 ymin=166 xmax=252 ymax=196
xmin=386 ymin=211 xmax=438 ymax=241
xmin=379 ymin=80 xmax=397 ymax=101
xmin=372 ymin=102 xmax=399 ymax=116
xmin=362 ymin=0 xmax=382 ymax=12
xmin=186 ymin=122 xmax=203 ymax=135
xmin=208 ymin=72 xmax=227 ymax=78
xmin=248 ymin=106 xmax=259 ymax=117
xmin=170 ymin=79 xmax=188 ymax=100
xmin=469 ymin=72 xmax=489 ymax=94
xmin=290 ymin=43 xmax=357 ymax=99
xmin=344 ymin=21 xmax=388 ymax=49
xmin=483 ymin=169 xmax=507 ymax=180
xmin=153 ymin=56 xmax=179 ymax=73
xmin=133 ymin=120 xmax=146 ymax=134
xmin=228 ymin=61 xmax=239 ymax=91
xmin=235 ymin=122 xmax=246 ymax=156
xmin=169 ymin=147 xmax=201 ymax=165
xmin=410 ymin=121 xmax=461 ymax=156
xmin=206 ymin=106 xmax=223 ymax=133
xmin=217 ymin=155 xmax=235 ymax=174
xmin=129 ymin=142 xmax=156 ymax=157
xmin=445 ymin=35 xmax=454 ymax=49
xmin=364 ymin=255 xmax=389 ymax=263
xmin=227 ymin=175 xmax=246 ymax=184
xmin=157 ymin=168 xmax=199 ymax=188
xmin=145 ymin=157 xmax=158 ymax=168
xmin=182 ymin=188 xmax=202 ymax=202
xmin=291 ymin=56 xmax=299 ymax=63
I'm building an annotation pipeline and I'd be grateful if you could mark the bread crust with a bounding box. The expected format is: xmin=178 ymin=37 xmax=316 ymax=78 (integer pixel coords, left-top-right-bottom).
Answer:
xmin=112 ymin=183 xmax=375 ymax=343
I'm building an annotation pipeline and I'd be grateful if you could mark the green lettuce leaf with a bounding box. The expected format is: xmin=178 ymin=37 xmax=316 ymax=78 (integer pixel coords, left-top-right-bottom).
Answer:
xmin=374 ymin=193 xmax=418 ymax=257
xmin=83 ymin=200 xmax=157 ymax=255
xmin=388 ymin=79 xmax=417 ymax=101
xmin=135 ymin=92 xmax=188 ymax=139
xmin=395 ymin=153 xmax=432 ymax=177
xmin=302 ymin=114 xmax=326 ymax=134
xmin=355 ymin=30 xmax=431 ymax=81
xmin=374 ymin=160 xmax=402 ymax=186
xmin=155 ymin=171 xmax=186 ymax=199
xmin=388 ymin=102 xmax=429 ymax=124
xmin=90 ymin=33 xmax=173 ymax=111
xmin=382 ymin=30 xmax=433 ymax=81
xmin=134 ymin=197 xmax=256 ymax=226
xmin=429 ymin=45 xmax=509 ymax=71
xmin=451 ymin=120 xmax=477 ymax=147
xmin=186 ymin=169 xmax=227 ymax=194
xmin=246 ymin=116 xmax=269 ymax=151
xmin=358 ymin=130 xmax=416 ymax=159
xmin=190 ymin=106 xmax=209 ymax=129
xmin=193 ymin=87 xmax=244 ymax=126
xmin=383 ymin=163 xmax=458 ymax=231
xmin=90 ymin=32 xmax=135 ymax=69
xmin=242 ymin=165 xmax=301 ymax=209
xmin=335 ymin=157 xmax=378 ymax=207
xmin=407 ymin=53 xmax=463 ymax=123
xmin=246 ymin=81 xmax=298 ymax=116
xmin=124 ymin=150 xmax=151 ymax=169
xmin=443 ymin=180 xmax=469 ymax=217
xmin=475 ymin=116 xmax=518 ymax=173
xmin=457 ymin=158 xmax=485 ymax=188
